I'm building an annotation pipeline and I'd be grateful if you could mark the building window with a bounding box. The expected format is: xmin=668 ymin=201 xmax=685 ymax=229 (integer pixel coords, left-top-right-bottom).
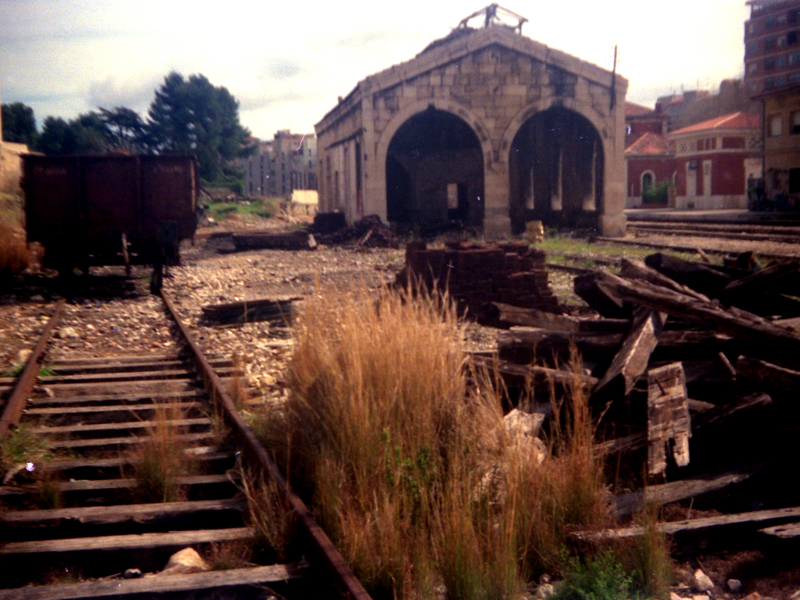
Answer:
xmin=792 ymin=111 xmax=800 ymax=134
xmin=777 ymin=55 xmax=788 ymax=67
xmin=766 ymin=56 xmax=776 ymax=70
xmin=765 ymin=76 xmax=776 ymax=89
xmin=776 ymin=76 xmax=787 ymax=86
xmin=641 ymin=172 xmax=654 ymax=192
xmin=748 ymin=22 xmax=757 ymax=34
xmin=789 ymin=30 xmax=799 ymax=45
xmin=791 ymin=51 xmax=800 ymax=65
xmin=748 ymin=62 xmax=758 ymax=74
xmin=747 ymin=42 xmax=758 ymax=55
xmin=778 ymin=12 xmax=788 ymax=25
xmin=790 ymin=72 xmax=800 ymax=83
xmin=769 ymin=113 xmax=783 ymax=137
xmin=765 ymin=37 xmax=777 ymax=50
xmin=779 ymin=35 xmax=789 ymax=47
xmin=791 ymin=9 xmax=800 ymax=23
xmin=766 ymin=14 xmax=777 ymax=28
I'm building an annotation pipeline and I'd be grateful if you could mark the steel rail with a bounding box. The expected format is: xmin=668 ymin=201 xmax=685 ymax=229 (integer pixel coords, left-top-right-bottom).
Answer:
xmin=160 ymin=289 xmax=373 ymax=600
xmin=0 ymin=298 xmax=66 ymax=437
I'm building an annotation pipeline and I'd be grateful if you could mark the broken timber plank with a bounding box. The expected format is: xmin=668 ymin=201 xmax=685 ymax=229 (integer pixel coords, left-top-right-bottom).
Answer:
xmin=593 ymin=307 xmax=667 ymax=403
xmin=644 ymin=252 xmax=734 ymax=295
xmin=201 ymin=296 xmax=301 ymax=325
xmin=469 ymin=354 xmax=596 ymax=396
xmin=593 ymin=270 xmax=800 ymax=356
xmin=594 ymin=392 xmax=772 ymax=458
xmin=574 ymin=506 xmax=800 ymax=553
xmin=0 ymin=564 xmax=307 ymax=600
xmin=646 ymin=362 xmax=691 ymax=476
xmin=619 ymin=258 xmax=710 ymax=302
xmin=481 ymin=302 xmax=629 ymax=332
xmin=614 ymin=465 xmax=763 ymax=519
xmin=573 ymin=272 xmax=629 ymax=318
xmin=736 ymin=355 xmax=800 ymax=394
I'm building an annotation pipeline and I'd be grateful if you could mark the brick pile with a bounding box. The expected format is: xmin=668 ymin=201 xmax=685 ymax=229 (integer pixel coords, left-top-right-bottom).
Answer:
xmin=396 ymin=240 xmax=562 ymax=316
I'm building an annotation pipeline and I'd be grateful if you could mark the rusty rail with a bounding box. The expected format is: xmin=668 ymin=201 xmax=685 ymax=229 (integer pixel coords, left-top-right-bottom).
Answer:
xmin=160 ymin=289 xmax=373 ymax=600
xmin=0 ymin=299 xmax=66 ymax=437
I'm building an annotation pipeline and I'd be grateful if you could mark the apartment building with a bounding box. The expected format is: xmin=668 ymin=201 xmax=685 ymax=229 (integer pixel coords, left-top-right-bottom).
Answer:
xmin=744 ymin=0 xmax=800 ymax=95
xmin=746 ymin=0 xmax=800 ymax=205
xmin=242 ymin=131 xmax=317 ymax=198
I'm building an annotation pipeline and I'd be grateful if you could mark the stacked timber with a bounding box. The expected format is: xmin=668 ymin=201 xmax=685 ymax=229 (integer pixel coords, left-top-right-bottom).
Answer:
xmin=492 ymin=252 xmax=800 ymax=554
xmin=396 ymin=240 xmax=562 ymax=317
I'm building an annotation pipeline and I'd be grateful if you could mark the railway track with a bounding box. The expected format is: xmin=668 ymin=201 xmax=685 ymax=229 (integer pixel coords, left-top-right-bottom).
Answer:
xmin=626 ymin=219 xmax=800 ymax=245
xmin=0 ymin=291 xmax=371 ymax=599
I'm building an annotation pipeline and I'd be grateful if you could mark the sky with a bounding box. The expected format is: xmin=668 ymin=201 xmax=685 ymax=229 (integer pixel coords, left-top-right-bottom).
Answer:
xmin=0 ymin=0 xmax=751 ymax=141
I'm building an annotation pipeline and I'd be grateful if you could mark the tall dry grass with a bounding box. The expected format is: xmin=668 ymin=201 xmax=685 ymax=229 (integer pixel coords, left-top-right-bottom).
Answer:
xmin=0 ymin=221 xmax=29 ymax=281
xmin=129 ymin=402 xmax=194 ymax=503
xmin=257 ymin=284 xmax=612 ymax=599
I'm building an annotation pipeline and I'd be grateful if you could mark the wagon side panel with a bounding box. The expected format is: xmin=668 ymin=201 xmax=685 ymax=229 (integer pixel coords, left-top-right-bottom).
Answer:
xmin=140 ymin=155 xmax=198 ymax=243
xmin=23 ymin=155 xmax=83 ymax=269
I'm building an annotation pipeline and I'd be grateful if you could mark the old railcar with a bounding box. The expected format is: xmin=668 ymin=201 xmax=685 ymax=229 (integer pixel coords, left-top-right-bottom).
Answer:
xmin=23 ymin=154 xmax=197 ymax=288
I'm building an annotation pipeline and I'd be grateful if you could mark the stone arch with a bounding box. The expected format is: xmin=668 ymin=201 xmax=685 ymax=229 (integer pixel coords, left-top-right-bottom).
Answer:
xmin=377 ymin=99 xmax=493 ymax=232
xmin=502 ymin=98 xmax=609 ymax=233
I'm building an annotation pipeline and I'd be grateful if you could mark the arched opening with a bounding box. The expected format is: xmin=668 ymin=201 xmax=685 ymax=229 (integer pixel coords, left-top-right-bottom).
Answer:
xmin=386 ymin=107 xmax=484 ymax=234
xmin=508 ymin=107 xmax=604 ymax=233
xmin=641 ymin=171 xmax=654 ymax=192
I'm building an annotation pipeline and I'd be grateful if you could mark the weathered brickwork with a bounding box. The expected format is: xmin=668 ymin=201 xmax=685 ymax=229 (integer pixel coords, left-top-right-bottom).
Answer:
xmin=316 ymin=25 xmax=628 ymax=237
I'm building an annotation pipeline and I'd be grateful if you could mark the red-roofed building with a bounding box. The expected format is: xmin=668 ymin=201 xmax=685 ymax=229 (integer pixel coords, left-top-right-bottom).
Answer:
xmin=625 ymin=132 xmax=675 ymax=207
xmin=671 ymin=112 xmax=762 ymax=209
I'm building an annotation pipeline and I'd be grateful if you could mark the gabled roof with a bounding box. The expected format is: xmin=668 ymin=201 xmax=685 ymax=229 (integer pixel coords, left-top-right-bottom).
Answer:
xmin=317 ymin=23 xmax=628 ymax=129
xmin=625 ymin=102 xmax=654 ymax=117
xmin=625 ymin=132 xmax=672 ymax=155
xmin=670 ymin=112 xmax=761 ymax=136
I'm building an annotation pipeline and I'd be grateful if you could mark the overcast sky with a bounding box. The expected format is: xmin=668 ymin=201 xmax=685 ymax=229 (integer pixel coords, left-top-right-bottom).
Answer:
xmin=0 ymin=1 xmax=750 ymax=141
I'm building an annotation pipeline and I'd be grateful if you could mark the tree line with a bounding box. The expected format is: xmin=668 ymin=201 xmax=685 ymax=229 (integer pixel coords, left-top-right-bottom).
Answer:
xmin=1 ymin=72 xmax=254 ymax=187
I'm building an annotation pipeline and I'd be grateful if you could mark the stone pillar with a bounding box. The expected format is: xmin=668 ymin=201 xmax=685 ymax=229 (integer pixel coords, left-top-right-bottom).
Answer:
xmin=482 ymin=163 xmax=511 ymax=239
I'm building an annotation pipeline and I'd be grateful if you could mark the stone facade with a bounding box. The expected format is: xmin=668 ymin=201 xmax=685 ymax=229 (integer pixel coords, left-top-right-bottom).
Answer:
xmin=242 ymin=131 xmax=317 ymax=199
xmin=315 ymin=23 xmax=628 ymax=238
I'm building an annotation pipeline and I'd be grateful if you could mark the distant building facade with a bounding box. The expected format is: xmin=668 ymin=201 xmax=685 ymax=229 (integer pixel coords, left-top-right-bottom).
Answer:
xmin=744 ymin=0 xmax=800 ymax=95
xmin=671 ymin=112 xmax=762 ymax=209
xmin=242 ymin=131 xmax=317 ymax=198
xmin=745 ymin=1 xmax=800 ymax=208
xmin=624 ymin=104 xmax=761 ymax=209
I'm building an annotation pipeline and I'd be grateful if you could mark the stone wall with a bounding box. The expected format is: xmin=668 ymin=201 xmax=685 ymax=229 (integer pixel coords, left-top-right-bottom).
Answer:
xmin=0 ymin=142 xmax=27 ymax=195
xmin=316 ymin=25 xmax=628 ymax=237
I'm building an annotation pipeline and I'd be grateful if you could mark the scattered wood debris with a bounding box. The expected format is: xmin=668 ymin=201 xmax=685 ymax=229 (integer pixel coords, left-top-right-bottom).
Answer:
xmin=445 ymin=248 xmax=800 ymax=556
xmin=201 ymin=297 xmax=300 ymax=325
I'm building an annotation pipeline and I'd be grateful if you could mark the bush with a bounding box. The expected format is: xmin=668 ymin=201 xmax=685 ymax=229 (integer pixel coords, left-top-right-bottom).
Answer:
xmin=254 ymin=283 xmax=614 ymax=599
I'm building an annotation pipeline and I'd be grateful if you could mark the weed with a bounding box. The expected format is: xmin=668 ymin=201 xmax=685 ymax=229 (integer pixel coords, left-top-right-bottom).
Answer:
xmin=1 ymin=363 xmax=56 ymax=378
xmin=550 ymin=551 xmax=638 ymax=600
xmin=1 ymin=424 xmax=52 ymax=470
xmin=227 ymin=355 xmax=249 ymax=411
xmin=129 ymin=402 xmax=193 ymax=503
xmin=239 ymin=465 xmax=296 ymax=564
xmin=618 ymin=505 xmax=673 ymax=598
xmin=0 ymin=196 xmax=29 ymax=281
xmin=38 ymin=472 xmax=61 ymax=509
xmin=256 ymin=283 xmax=613 ymax=599
xmin=205 ymin=540 xmax=254 ymax=570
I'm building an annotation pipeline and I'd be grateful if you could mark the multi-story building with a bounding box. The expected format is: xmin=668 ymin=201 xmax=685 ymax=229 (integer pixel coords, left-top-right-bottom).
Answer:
xmin=242 ymin=131 xmax=317 ymax=198
xmin=744 ymin=0 xmax=800 ymax=95
xmin=746 ymin=0 xmax=800 ymax=206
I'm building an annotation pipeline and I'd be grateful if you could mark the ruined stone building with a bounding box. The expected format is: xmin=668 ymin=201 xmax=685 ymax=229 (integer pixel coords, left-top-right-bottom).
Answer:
xmin=242 ymin=131 xmax=317 ymax=198
xmin=315 ymin=5 xmax=628 ymax=238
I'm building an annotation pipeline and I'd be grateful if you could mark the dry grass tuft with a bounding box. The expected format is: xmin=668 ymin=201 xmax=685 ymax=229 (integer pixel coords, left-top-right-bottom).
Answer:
xmin=129 ymin=401 xmax=194 ymax=503
xmin=254 ymin=283 xmax=616 ymax=599
xmin=0 ymin=220 xmax=29 ymax=281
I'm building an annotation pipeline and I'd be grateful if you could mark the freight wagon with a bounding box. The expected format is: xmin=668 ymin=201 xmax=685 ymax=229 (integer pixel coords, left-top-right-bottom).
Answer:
xmin=23 ymin=154 xmax=198 ymax=290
